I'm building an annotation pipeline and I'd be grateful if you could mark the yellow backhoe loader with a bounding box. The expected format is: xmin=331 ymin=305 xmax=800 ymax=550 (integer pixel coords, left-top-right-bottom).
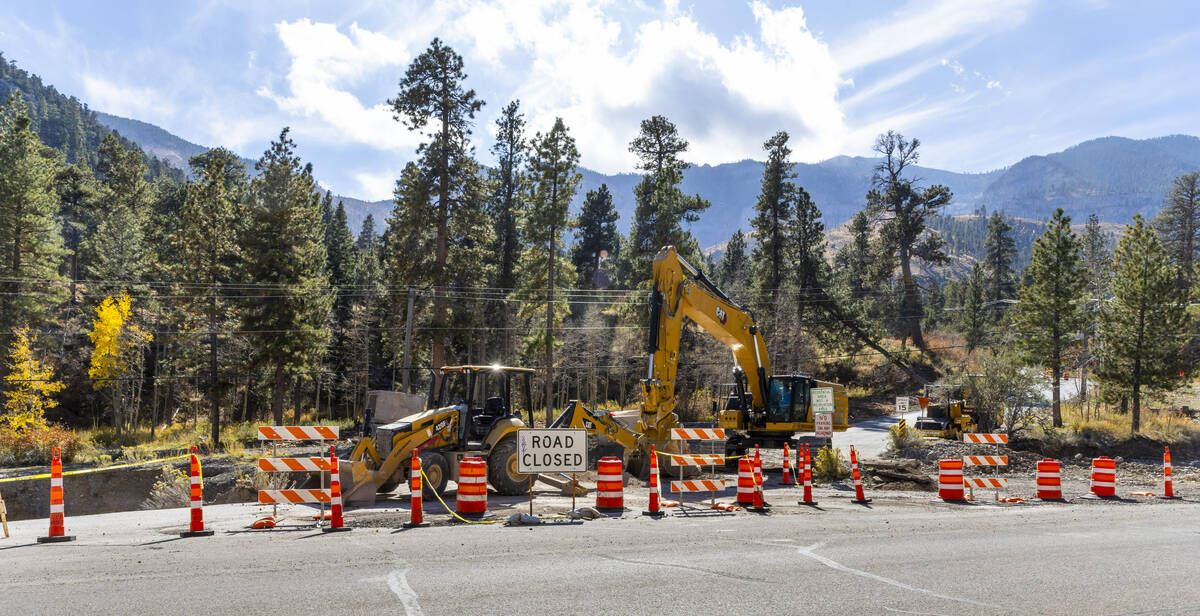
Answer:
xmin=553 ymin=245 xmax=849 ymax=473
xmin=338 ymin=365 xmax=539 ymax=505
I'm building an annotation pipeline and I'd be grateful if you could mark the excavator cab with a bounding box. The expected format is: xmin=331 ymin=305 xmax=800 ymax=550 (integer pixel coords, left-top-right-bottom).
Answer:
xmin=765 ymin=376 xmax=813 ymax=423
xmin=432 ymin=366 xmax=533 ymax=447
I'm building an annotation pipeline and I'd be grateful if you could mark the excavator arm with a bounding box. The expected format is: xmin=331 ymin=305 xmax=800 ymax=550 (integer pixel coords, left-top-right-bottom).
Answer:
xmin=639 ymin=246 xmax=771 ymax=441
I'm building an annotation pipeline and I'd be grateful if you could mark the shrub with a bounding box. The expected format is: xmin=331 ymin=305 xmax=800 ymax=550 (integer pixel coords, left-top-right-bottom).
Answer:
xmin=141 ymin=464 xmax=190 ymax=509
xmin=886 ymin=424 xmax=926 ymax=454
xmin=0 ymin=424 xmax=81 ymax=466
xmin=812 ymin=446 xmax=849 ymax=482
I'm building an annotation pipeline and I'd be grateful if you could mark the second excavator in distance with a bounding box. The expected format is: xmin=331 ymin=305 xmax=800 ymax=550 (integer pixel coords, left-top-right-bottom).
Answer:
xmin=552 ymin=245 xmax=849 ymax=474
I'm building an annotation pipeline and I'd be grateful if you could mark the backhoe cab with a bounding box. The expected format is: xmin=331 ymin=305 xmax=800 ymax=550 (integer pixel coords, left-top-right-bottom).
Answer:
xmin=339 ymin=365 xmax=534 ymax=505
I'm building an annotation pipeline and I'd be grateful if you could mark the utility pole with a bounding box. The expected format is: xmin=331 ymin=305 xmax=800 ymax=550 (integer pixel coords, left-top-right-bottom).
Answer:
xmin=402 ymin=286 xmax=415 ymax=393
xmin=545 ymin=227 xmax=556 ymax=426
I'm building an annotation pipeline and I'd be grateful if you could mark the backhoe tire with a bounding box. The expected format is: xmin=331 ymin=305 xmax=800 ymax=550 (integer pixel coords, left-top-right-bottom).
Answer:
xmin=419 ymin=451 xmax=449 ymax=499
xmin=487 ymin=436 xmax=528 ymax=496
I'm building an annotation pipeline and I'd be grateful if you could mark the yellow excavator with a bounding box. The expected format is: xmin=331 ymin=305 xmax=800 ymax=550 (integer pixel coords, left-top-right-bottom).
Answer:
xmin=553 ymin=245 xmax=849 ymax=473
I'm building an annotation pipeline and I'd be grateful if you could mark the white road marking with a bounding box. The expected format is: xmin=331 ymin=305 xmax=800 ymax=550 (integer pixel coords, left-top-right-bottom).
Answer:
xmin=789 ymin=542 xmax=1039 ymax=615
xmin=387 ymin=567 xmax=424 ymax=616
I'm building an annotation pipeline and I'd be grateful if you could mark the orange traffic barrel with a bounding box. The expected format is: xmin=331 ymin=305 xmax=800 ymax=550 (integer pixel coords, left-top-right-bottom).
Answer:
xmin=1089 ymin=457 xmax=1116 ymax=497
xmin=1035 ymin=459 xmax=1063 ymax=500
xmin=938 ymin=459 xmax=966 ymax=502
xmin=456 ymin=457 xmax=487 ymax=516
xmin=735 ymin=456 xmax=756 ymax=505
xmin=596 ymin=457 xmax=624 ymax=510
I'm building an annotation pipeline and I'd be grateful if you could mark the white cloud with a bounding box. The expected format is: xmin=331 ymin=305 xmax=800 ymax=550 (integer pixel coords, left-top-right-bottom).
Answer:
xmin=81 ymin=75 xmax=175 ymax=119
xmin=837 ymin=0 xmax=1033 ymax=71
xmin=257 ymin=19 xmax=421 ymax=152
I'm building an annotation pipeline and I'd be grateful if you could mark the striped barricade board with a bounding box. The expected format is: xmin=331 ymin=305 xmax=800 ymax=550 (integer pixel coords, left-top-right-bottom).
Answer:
xmin=964 ymin=455 xmax=1008 ymax=466
xmin=964 ymin=478 xmax=1008 ymax=489
xmin=665 ymin=454 xmax=725 ymax=466
xmin=258 ymin=489 xmax=332 ymax=504
xmin=670 ymin=479 xmax=726 ymax=493
xmin=670 ymin=428 xmax=725 ymax=441
xmin=258 ymin=457 xmax=332 ymax=472
xmin=258 ymin=426 xmax=339 ymax=441
xmin=963 ymin=433 xmax=1008 ymax=444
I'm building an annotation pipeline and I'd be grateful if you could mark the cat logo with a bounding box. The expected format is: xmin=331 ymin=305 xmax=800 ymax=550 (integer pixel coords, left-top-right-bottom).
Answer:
xmin=582 ymin=419 xmax=595 ymax=431
xmin=434 ymin=418 xmax=451 ymax=434
xmin=715 ymin=306 xmax=727 ymax=324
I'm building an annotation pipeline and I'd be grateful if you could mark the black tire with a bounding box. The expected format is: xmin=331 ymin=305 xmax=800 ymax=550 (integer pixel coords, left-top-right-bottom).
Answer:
xmin=487 ymin=436 xmax=528 ymax=496
xmin=376 ymin=480 xmax=401 ymax=494
xmin=724 ymin=449 xmax=745 ymax=471
xmin=419 ymin=451 xmax=449 ymax=498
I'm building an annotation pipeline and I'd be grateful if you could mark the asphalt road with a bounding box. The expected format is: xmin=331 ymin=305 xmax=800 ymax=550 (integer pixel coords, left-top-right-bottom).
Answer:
xmin=3 ymin=498 xmax=1198 ymax=615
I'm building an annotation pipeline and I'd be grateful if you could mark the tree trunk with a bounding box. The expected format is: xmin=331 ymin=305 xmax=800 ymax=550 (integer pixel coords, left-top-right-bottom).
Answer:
xmin=898 ymin=245 xmax=924 ymax=348
xmin=292 ymin=378 xmax=303 ymax=424
xmin=1079 ymin=334 xmax=1089 ymax=403
xmin=271 ymin=367 xmax=286 ymax=425
xmin=1132 ymin=362 xmax=1142 ymax=433
xmin=1051 ymin=362 xmax=1062 ymax=428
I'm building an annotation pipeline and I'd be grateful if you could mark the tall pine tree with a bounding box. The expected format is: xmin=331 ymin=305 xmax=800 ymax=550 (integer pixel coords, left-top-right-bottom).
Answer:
xmin=511 ymin=118 xmax=580 ymax=422
xmin=0 ymin=93 xmax=66 ymax=333
xmin=750 ymin=131 xmax=797 ymax=315
xmin=1153 ymin=171 xmax=1200 ymax=289
xmin=1013 ymin=209 xmax=1086 ymax=427
xmin=570 ymin=184 xmax=619 ymax=289
xmin=389 ymin=38 xmax=485 ymax=382
xmin=1096 ymin=215 xmax=1190 ymax=432
xmin=83 ymin=133 xmax=151 ymax=298
xmin=983 ymin=211 xmax=1017 ymax=320
xmin=960 ymin=264 xmax=988 ymax=355
xmin=243 ymin=128 xmax=331 ymax=424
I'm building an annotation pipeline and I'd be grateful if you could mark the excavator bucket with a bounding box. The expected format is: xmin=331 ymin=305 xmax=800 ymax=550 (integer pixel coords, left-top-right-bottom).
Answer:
xmin=536 ymin=473 xmax=588 ymax=496
xmin=339 ymin=460 xmax=379 ymax=507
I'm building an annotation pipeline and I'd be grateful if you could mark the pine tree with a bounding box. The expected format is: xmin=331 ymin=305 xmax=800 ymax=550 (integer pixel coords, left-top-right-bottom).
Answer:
xmin=1153 ymin=172 xmax=1200 ymax=289
xmin=357 ymin=214 xmax=378 ymax=252
xmin=833 ymin=211 xmax=874 ymax=301
xmin=622 ymin=115 xmax=710 ymax=288
xmin=750 ymin=131 xmax=797 ymax=313
xmin=960 ymin=264 xmax=988 ymax=355
xmin=324 ymin=200 xmax=357 ymax=409
xmin=489 ymin=100 xmax=526 ymax=293
xmin=1013 ymin=209 xmax=1086 ymax=427
xmin=243 ymin=128 xmax=332 ymax=424
xmin=83 ymin=133 xmax=151 ymax=298
xmin=0 ymin=93 xmax=67 ymax=333
xmin=389 ymin=38 xmax=485 ymax=382
xmin=173 ymin=148 xmax=246 ymax=447
xmin=1078 ymin=213 xmax=1111 ymax=402
xmin=865 ymin=131 xmax=952 ymax=348
xmin=717 ymin=229 xmax=749 ymax=294
xmin=570 ymin=184 xmax=619 ymax=289
xmin=789 ymin=184 xmax=827 ymax=326
xmin=54 ymin=161 xmax=97 ymax=305
xmin=512 ymin=118 xmax=580 ymax=423
xmin=1096 ymin=215 xmax=1191 ymax=432
xmin=382 ymin=162 xmax=435 ymax=390
xmin=983 ymin=211 xmax=1017 ymax=320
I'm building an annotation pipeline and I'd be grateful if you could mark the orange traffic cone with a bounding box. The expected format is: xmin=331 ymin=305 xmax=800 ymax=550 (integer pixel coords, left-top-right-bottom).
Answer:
xmin=403 ymin=449 xmax=429 ymax=528
xmin=324 ymin=445 xmax=351 ymax=532
xmin=180 ymin=446 xmax=214 ymax=537
xmin=1161 ymin=446 xmax=1179 ymax=500
xmin=779 ymin=443 xmax=792 ymax=485
xmin=747 ymin=446 xmax=769 ymax=513
xmin=643 ymin=445 xmax=663 ymax=517
xmin=37 ymin=447 xmax=75 ymax=543
xmin=799 ymin=444 xmax=817 ymax=506
xmin=850 ymin=445 xmax=871 ymax=505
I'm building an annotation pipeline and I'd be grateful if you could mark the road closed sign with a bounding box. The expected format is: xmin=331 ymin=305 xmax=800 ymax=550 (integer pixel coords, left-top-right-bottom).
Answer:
xmin=517 ymin=429 xmax=587 ymax=474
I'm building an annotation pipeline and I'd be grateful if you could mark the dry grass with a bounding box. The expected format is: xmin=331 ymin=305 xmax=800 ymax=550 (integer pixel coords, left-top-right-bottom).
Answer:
xmin=886 ymin=424 xmax=927 ymax=453
xmin=1058 ymin=399 xmax=1200 ymax=443
xmin=812 ymin=446 xmax=849 ymax=483
xmin=140 ymin=464 xmax=190 ymax=510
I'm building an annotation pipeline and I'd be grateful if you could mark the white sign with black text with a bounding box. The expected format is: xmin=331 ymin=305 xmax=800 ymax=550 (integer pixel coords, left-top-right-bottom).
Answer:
xmin=516 ymin=429 xmax=588 ymax=474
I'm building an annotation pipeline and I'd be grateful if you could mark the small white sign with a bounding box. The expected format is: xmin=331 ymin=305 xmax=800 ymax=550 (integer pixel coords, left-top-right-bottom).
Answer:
xmin=812 ymin=387 xmax=835 ymax=414
xmin=896 ymin=396 xmax=909 ymax=414
xmin=814 ymin=411 xmax=833 ymax=438
xmin=517 ymin=429 xmax=587 ymax=474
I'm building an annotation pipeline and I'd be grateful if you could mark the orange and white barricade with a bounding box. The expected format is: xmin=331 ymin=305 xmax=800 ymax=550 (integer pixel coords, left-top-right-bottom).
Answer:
xmin=255 ymin=425 xmax=339 ymax=528
xmin=938 ymin=459 xmax=966 ymax=502
xmin=668 ymin=427 xmax=729 ymax=511
xmin=596 ymin=457 xmax=624 ymax=510
xmin=37 ymin=447 xmax=74 ymax=543
xmin=1088 ymin=457 xmax=1116 ymax=497
xmin=456 ymin=457 xmax=487 ymax=518
xmin=181 ymin=446 xmax=214 ymax=537
xmin=963 ymin=433 xmax=1008 ymax=445
xmin=1035 ymin=459 xmax=1064 ymax=500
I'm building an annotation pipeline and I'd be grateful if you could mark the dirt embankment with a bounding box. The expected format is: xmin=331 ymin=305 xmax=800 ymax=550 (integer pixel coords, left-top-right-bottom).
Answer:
xmin=0 ymin=458 xmax=266 ymax=521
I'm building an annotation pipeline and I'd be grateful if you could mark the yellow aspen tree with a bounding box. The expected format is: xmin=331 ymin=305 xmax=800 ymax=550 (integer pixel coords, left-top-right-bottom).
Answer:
xmin=2 ymin=326 xmax=63 ymax=433
xmin=88 ymin=292 xmax=152 ymax=434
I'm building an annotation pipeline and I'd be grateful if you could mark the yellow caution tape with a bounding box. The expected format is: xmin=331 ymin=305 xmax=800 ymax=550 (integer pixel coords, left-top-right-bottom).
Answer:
xmin=655 ymin=450 xmax=745 ymax=460
xmin=418 ymin=468 xmax=497 ymax=525
xmin=0 ymin=454 xmax=192 ymax=484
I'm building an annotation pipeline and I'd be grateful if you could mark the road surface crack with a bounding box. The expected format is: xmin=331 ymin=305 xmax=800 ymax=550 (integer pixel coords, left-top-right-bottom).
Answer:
xmin=596 ymin=553 xmax=772 ymax=583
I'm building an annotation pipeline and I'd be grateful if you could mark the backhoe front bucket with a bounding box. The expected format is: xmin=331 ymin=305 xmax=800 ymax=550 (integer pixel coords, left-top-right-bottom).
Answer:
xmin=339 ymin=460 xmax=379 ymax=507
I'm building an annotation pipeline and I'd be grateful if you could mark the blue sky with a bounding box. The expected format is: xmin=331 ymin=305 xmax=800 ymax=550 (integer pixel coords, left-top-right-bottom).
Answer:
xmin=1 ymin=1 xmax=1197 ymax=201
